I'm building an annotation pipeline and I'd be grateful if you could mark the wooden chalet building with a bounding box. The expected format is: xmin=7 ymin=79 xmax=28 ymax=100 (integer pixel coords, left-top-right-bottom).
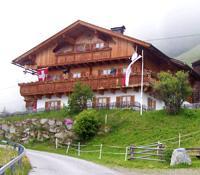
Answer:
xmin=12 ymin=20 xmax=200 ymax=111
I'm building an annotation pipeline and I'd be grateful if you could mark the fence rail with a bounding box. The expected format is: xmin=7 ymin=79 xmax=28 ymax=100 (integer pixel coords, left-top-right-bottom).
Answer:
xmin=0 ymin=140 xmax=25 ymax=175
xmin=55 ymin=139 xmax=165 ymax=162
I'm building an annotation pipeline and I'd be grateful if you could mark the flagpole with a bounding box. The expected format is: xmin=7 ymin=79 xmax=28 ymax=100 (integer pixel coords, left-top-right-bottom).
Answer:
xmin=140 ymin=50 xmax=144 ymax=116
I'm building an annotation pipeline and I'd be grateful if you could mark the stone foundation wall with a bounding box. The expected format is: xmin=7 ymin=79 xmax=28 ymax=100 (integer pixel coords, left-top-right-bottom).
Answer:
xmin=0 ymin=118 xmax=76 ymax=144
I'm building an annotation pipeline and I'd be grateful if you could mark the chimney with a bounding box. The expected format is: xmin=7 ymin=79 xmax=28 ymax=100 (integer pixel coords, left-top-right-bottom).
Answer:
xmin=111 ymin=25 xmax=126 ymax=34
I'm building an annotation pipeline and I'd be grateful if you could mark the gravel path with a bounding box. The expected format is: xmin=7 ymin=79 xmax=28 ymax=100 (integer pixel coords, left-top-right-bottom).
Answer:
xmin=26 ymin=149 xmax=200 ymax=175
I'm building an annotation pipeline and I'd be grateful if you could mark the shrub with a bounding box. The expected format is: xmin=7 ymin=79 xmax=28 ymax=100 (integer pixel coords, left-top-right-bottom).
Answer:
xmin=163 ymin=149 xmax=173 ymax=163
xmin=73 ymin=110 xmax=100 ymax=141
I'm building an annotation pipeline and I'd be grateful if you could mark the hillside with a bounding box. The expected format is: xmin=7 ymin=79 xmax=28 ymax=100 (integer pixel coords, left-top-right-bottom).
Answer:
xmin=176 ymin=45 xmax=200 ymax=66
xmin=3 ymin=109 xmax=200 ymax=169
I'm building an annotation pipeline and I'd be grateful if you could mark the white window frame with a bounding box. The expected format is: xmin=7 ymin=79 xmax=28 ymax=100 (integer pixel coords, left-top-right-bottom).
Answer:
xmin=73 ymin=72 xmax=81 ymax=78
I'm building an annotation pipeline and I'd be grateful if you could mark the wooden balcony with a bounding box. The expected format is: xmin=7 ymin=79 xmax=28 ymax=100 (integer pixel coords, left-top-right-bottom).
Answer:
xmin=19 ymin=74 xmax=153 ymax=97
xmin=55 ymin=48 xmax=115 ymax=66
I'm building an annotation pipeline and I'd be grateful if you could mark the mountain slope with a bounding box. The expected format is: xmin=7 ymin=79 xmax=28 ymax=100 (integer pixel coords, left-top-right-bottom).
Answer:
xmin=176 ymin=45 xmax=200 ymax=66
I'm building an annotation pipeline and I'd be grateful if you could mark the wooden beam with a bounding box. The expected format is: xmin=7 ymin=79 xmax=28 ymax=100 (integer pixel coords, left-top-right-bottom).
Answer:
xmin=110 ymin=89 xmax=116 ymax=94
xmin=55 ymin=93 xmax=62 ymax=98
xmin=62 ymin=35 xmax=75 ymax=44
xmin=45 ymin=94 xmax=52 ymax=99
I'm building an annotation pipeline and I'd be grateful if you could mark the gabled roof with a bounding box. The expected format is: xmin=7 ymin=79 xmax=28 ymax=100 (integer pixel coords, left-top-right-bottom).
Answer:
xmin=192 ymin=59 xmax=200 ymax=66
xmin=12 ymin=20 xmax=200 ymax=80
xmin=12 ymin=20 xmax=151 ymax=63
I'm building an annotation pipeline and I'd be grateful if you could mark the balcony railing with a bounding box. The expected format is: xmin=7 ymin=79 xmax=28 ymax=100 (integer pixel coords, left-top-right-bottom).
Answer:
xmin=55 ymin=48 xmax=114 ymax=66
xmin=19 ymin=74 xmax=153 ymax=97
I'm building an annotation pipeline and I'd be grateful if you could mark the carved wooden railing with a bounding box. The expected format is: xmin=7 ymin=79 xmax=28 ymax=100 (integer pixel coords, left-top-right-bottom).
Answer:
xmin=55 ymin=48 xmax=113 ymax=65
xmin=19 ymin=74 xmax=153 ymax=96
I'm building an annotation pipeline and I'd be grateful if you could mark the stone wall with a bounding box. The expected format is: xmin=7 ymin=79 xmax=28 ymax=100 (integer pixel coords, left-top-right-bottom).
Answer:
xmin=0 ymin=118 xmax=76 ymax=144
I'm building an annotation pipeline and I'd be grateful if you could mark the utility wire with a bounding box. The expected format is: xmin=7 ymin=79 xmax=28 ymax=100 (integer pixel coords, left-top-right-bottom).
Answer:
xmin=0 ymin=85 xmax=18 ymax=91
xmin=146 ymin=33 xmax=200 ymax=41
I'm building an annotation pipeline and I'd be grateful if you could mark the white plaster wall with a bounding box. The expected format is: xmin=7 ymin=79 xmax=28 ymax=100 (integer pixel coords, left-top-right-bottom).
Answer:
xmin=37 ymin=95 xmax=69 ymax=110
xmin=36 ymin=90 xmax=165 ymax=110
xmin=94 ymin=89 xmax=165 ymax=110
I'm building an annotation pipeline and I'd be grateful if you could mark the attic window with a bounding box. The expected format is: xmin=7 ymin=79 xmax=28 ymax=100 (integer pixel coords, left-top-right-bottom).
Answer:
xmin=95 ymin=43 xmax=104 ymax=49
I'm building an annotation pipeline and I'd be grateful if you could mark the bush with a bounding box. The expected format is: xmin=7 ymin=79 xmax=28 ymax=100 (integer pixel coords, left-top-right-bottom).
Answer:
xmin=73 ymin=110 xmax=100 ymax=141
xmin=163 ymin=149 xmax=173 ymax=163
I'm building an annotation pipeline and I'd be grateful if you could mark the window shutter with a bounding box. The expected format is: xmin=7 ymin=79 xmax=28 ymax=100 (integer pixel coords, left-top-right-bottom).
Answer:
xmin=45 ymin=102 xmax=49 ymax=111
xmin=98 ymin=70 xmax=102 ymax=76
xmin=117 ymin=68 xmax=122 ymax=75
xmin=57 ymin=101 xmax=61 ymax=110
xmin=106 ymin=97 xmax=110 ymax=108
xmin=153 ymin=100 xmax=156 ymax=110
xmin=116 ymin=96 xmax=121 ymax=107
xmin=131 ymin=96 xmax=135 ymax=106
xmin=92 ymin=97 xmax=97 ymax=108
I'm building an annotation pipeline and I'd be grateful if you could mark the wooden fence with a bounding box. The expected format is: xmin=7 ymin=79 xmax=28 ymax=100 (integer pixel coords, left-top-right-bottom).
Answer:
xmin=56 ymin=139 xmax=165 ymax=162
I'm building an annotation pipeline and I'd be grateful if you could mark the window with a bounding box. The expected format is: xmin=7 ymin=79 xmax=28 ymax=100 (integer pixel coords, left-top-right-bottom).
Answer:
xmin=116 ymin=96 xmax=135 ymax=108
xmin=45 ymin=100 xmax=61 ymax=111
xmin=101 ymin=68 xmax=116 ymax=75
xmin=76 ymin=44 xmax=86 ymax=52
xmin=102 ymin=69 xmax=111 ymax=75
xmin=95 ymin=42 xmax=104 ymax=49
xmin=97 ymin=97 xmax=110 ymax=108
xmin=122 ymin=96 xmax=131 ymax=103
xmin=73 ymin=72 xmax=81 ymax=78
xmin=148 ymin=98 xmax=156 ymax=110
xmin=122 ymin=68 xmax=126 ymax=74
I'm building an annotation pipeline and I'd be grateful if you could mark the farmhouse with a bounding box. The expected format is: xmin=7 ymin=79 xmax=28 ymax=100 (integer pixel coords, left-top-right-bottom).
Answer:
xmin=12 ymin=20 xmax=200 ymax=111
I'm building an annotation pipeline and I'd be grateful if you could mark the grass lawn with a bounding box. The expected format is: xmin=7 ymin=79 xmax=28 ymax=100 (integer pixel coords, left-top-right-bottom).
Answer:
xmin=22 ymin=108 xmax=200 ymax=169
xmin=0 ymin=147 xmax=31 ymax=175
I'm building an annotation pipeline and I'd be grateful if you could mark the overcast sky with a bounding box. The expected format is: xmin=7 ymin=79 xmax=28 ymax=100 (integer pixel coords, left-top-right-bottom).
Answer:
xmin=0 ymin=0 xmax=200 ymax=112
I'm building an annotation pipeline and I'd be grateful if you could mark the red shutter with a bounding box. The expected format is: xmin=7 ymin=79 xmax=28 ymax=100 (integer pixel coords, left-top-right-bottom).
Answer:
xmin=116 ymin=96 xmax=121 ymax=107
xmin=92 ymin=97 xmax=97 ymax=108
xmin=45 ymin=102 xmax=50 ymax=111
xmin=106 ymin=97 xmax=110 ymax=108
xmin=131 ymin=96 xmax=135 ymax=106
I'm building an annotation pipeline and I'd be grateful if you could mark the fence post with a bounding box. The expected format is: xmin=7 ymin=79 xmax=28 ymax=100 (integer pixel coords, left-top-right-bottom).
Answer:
xmin=129 ymin=145 xmax=135 ymax=160
xmin=125 ymin=146 xmax=128 ymax=161
xmin=99 ymin=144 xmax=103 ymax=159
xmin=55 ymin=138 xmax=58 ymax=149
xmin=66 ymin=142 xmax=70 ymax=154
xmin=178 ymin=133 xmax=181 ymax=148
xmin=78 ymin=142 xmax=80 ymax=156
xmin=157 ymin=141 xmax=160 ymax=156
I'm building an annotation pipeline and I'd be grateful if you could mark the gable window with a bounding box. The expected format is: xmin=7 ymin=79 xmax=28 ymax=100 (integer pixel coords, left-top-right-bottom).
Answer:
xmin=95 ymin=42 xmax=104 ymax=49
xmin=76 ymin=44 xmax=86 ymax=52
xmin=73 ymin=72 xmax=81 ymax=78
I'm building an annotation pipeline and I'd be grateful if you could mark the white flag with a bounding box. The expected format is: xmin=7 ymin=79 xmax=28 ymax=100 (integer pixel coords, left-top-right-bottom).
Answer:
xmin=125 ymin=53 xmax=142 ymax=86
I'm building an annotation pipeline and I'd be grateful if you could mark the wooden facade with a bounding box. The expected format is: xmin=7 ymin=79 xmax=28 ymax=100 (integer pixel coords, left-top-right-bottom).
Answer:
xmin=12 ymin=20 xmax=200 ymax=110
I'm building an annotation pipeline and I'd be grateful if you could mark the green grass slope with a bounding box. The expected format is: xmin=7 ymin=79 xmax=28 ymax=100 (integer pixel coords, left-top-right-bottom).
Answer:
xmin=176 ymin=45 xmax=200 ymax=66
xmin=11 ymin=108 xmax=200 ymax=169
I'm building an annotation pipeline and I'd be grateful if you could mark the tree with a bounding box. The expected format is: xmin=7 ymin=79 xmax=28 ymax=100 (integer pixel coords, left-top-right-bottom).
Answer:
xmin=153 ymin=71 xmax=192 ymax=114
xmin=68 ymin=82 xmax=94 ymax=114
